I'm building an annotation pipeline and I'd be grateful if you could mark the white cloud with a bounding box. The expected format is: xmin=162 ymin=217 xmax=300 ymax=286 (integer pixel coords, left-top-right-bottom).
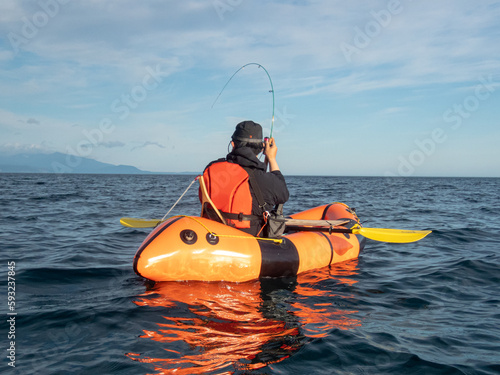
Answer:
xmin=98 ymin=141 xmax=125 ymax=149
xmin=131 ymin=141 xmax=166 ymax=151
xmin=26 ymin=118 xmax=40 ymax=125
xmin=0 ymin=142 xmax=50 ymax=154
xmin=3 ymin=0 xmax=498 ymax=95
xmin=0 ymin=0 xmax=499 ymax=175
xmin=0 ymin=0 xmax=23 ymax=23
xmin=0 ymin=49 xmax=14 ymax=61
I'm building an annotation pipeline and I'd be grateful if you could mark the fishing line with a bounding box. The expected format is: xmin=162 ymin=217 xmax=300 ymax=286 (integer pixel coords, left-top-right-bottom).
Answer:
xmin=160 ymin=176 xmax=199 ymax=222
xmin=212 ymin=62 xmax=275 ymax=138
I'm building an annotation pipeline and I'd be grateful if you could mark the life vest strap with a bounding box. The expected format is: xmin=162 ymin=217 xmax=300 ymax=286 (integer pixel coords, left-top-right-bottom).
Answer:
xmin=245 ymin=168 xmax=270 ymax=211
xmin=220 ymin=211 xmax=262 ymax=223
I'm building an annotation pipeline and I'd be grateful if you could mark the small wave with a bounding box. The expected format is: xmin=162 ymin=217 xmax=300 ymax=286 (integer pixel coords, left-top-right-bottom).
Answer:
xmin=432 ymin=227 xmax=491 ymax=245
xmin=29 ymin=192 xmax=85 ymax=201
xmin=394 ymin=296 xmax=431 ymax=309
xmin=19 ymin=266 xmax=131 ymax=284
xmin=447 ymin=258 xmax=500 ymax=284
xmin=400 ymin=354 xmax=469 ymax=374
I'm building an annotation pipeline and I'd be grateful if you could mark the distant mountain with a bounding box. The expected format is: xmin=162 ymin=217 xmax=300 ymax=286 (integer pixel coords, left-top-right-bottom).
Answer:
xmin=0 ymin=152 xmax=153 ymax=174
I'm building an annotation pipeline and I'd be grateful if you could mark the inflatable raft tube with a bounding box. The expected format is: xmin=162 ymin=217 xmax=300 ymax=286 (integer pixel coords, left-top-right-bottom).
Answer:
xmin=133 ymin=202 xmax=365 ymax=282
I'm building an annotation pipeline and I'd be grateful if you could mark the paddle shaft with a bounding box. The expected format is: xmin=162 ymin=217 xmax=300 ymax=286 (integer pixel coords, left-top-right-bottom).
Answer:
xmin=285 ymin=225 xmax=431 ymax=243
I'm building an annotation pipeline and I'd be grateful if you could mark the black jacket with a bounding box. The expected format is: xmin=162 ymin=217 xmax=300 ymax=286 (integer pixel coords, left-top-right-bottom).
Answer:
xmin=206 ymin=147 xmax=289 ymax=235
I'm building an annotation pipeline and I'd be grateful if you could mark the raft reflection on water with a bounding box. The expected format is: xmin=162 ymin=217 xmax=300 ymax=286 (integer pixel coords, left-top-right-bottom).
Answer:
xmin=127 ymin=260 xmax=361 ymax=374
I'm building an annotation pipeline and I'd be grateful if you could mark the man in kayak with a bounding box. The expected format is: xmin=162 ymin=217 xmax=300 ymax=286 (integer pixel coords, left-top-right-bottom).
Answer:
xmin=200 ymin=120 xmax=289 ymax=236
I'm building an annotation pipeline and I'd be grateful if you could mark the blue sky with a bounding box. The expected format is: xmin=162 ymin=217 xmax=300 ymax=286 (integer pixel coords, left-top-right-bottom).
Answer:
xmin=1 ymin=0 xmax=499 ymax=176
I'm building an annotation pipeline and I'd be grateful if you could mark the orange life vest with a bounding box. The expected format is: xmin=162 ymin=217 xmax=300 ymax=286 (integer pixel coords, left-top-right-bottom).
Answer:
xmin=201 ymin=161 xmax=257 ymax=229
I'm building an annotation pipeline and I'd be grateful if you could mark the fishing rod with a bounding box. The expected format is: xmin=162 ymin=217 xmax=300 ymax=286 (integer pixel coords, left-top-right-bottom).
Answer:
xmin=212 ymin=62 xmax=275 ymax=138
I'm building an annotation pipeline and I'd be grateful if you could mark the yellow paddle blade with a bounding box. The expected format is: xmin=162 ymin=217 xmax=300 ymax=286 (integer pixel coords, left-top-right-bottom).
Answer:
xmin=120 ymin=217 xmax=162 ymax=228
xmin=353 ymin=227 xmax=432 ymax=243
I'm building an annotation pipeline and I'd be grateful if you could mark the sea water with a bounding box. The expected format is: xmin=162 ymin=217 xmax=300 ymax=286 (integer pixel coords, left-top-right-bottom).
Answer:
xmin=1 ymin=174 xmax=499 ymax=374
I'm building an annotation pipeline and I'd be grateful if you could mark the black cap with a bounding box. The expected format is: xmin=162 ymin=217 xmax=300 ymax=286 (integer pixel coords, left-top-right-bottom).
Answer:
xmin=231 ymin=121 xmax=263 ymax=144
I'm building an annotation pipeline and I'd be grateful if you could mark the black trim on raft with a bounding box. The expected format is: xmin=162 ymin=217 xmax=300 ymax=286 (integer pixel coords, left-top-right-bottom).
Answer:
xmin=258 ymin=238 xmax=299 ymax=278
xmin=320 ymin=204 xmax=334 ymax=220
xmin=317 ymin=232 xmax=334 ymax=266
xmin=133 ymin=217 xmax=184 ymax=278
xmin=357 ymin=234 xmax=366 ymax=252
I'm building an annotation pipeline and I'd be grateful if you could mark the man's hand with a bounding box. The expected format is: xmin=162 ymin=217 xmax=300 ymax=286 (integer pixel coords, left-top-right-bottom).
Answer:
xmin=264 ymin=137 xmax=278 ymax=160
xmin=264 ymin=137 xmax=280 ymax=171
